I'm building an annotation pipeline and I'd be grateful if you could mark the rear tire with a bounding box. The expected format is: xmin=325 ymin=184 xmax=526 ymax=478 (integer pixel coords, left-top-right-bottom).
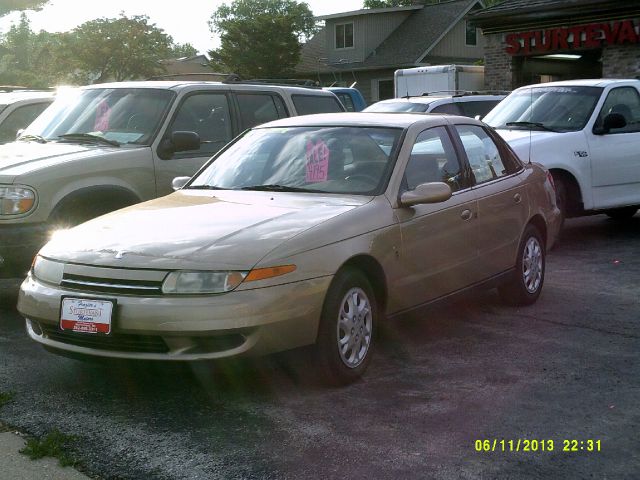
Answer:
xmin=498 ymin=225 xmax=545 ymax=306
xmin=315 ymin=268 xmax=377 ymax=385
xmin=605 ymin=207 xmax=638 ymax=220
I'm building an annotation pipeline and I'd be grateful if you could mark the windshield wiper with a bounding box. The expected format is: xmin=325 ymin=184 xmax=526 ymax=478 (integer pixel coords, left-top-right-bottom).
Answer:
xmin=239 ymin=184 xmax=324 ymax=193
xmin=18 ymin=134 xmax=47 ymax=143
xmin=505 ymin=121 xmax=560 ymax=132
xmin=185 ymin=185 xmax=225 ymax=190
xmin=58 ymin=133 xmax=120 ymax=147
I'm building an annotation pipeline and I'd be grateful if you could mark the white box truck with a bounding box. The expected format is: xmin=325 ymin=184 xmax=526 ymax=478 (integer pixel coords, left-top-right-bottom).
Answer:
xmin=394 ymin=65 xmax=485 ymax=97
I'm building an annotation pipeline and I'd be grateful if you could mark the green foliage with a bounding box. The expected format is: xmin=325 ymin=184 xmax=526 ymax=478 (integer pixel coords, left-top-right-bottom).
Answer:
xmin=170 ymin=43 xmax=199 ymax=58
xmin=208 ymin=0 xmax=317 ymax=78
xmin=0 ymin=391 xmax=15 ymax=408
xmin=0 ymin=0 xmax=48 ymax=16
xmin=67 ymin=14 xmax=173 ymax=82
xmin=20 ymin=429 xmax=79 ymax=467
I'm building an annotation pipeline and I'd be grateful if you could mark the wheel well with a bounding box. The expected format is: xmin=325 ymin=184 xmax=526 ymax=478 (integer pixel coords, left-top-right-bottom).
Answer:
xmin=338 ymin=255 xmax=388 ymax=315
xmin=50 ymin=186 xmax=141 ymax=223
xmin=550 ymin=169 xmax=582 ymax=216
xmin=527 ymin=215 xmax=548 ymax=248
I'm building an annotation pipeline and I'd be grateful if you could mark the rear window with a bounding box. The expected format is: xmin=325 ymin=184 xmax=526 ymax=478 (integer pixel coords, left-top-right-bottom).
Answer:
xmin=365 ymin=101 xmax=429 ymax=113
xmin=291 ymin=95 xmax=344 ymax=115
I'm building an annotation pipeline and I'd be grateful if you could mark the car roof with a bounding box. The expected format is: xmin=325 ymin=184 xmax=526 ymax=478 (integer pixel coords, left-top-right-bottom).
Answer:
xmin=0 ymin=90 xmax=54 ymax=104
xmin=85 ymin=81 xmax=336 ymax=96
xmin=374 ymin=94 xmax=506 ymax=105
xmin=256 ymin=112 xmax=482 ymax=129
xmin=514 ymin=79 xmax=640 ymax=89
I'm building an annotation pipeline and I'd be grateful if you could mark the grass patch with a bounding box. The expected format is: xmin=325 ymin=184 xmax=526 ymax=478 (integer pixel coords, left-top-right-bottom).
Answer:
xmin=20 ymin=429 xmax=79 ymax=467
xmin=0 ymin=391 xmax=15 ymax=408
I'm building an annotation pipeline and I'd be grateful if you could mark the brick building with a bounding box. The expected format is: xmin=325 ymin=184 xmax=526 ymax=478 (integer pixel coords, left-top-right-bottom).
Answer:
xmin=471 ymin=0 xmax=640 ymax=90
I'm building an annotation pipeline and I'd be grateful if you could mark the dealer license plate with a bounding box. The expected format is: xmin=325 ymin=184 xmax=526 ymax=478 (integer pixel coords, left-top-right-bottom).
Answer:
xmin=60 ymin=297 xmax=114 ymax=334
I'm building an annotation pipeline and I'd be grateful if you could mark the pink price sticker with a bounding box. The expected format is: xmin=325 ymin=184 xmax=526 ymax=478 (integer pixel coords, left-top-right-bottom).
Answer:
xmin=305 ymin=139 xmax=330 ymax=183
xmin=94 ymin=100 xmax=111 ymax=131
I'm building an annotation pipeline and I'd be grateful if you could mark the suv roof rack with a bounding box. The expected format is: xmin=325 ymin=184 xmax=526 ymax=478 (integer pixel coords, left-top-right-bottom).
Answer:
xmin=146 ymin=72 xmax=234 ymax=81
xmin=420 ymin=90 xmax=510 ymax=97
xmin=146 ymin=73 xmax=321 ymax=89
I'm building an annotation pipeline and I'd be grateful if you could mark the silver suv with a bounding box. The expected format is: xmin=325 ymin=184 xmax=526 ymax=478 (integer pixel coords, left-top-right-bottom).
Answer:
xmin=364 ymin=92 xmax=506 ymax=119
xmin=0 ymin=80 xmax=344 ymax=276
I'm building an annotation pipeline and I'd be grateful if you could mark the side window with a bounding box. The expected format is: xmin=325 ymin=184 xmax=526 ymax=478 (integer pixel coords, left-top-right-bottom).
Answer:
xmin=458 ymin=100 xmax=501 ymax=119
xmin=236 ymin=93 xmax=287 ymax=130
xmin=455 ymin=124 xmax=508 ymax=184
xmin=336 ymin=93 xmax=355 ymax=112
xmin=596 ymin=87 xmax=640 ymax=134
xmin=404 ymin=126 xmax=464 ymax=192
xmin=291 ymin=95 xmax=344 ymax=115
xmin=0 ymin=102 xmax=50 ymax=143
xmin=430 ymin=103 xmax=461 ymax=115
xmin=168 ymin=93 xmax=232 ymax=157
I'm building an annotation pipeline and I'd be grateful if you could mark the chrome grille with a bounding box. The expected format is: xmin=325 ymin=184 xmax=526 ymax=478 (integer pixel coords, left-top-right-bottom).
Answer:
xmin=61 ymin=273 xmax=164 ymax=296
xmin=60 ymin=264 xmax=168 ymax=296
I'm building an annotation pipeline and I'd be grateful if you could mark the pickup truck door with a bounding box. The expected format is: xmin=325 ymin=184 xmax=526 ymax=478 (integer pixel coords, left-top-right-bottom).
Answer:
xmin=587 ymin=85 xmax=640 ymax=209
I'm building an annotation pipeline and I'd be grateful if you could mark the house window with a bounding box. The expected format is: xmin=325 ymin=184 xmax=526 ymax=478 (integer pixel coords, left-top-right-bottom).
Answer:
xmin=465 ymin=21 xmax=477 ymax=46
xmin=336 ymin=22 xmax=354 ymax=49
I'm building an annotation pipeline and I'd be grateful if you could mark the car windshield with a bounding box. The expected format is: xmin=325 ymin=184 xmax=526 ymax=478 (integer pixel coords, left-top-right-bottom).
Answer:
xmin=21 ymin=87 xmax=175 ymax=146
xmin=189 ymin=126 xmax=403 ymax=195
xmin=484 ymin=86 xmax=603 ymax=132
xmin=364 ymin=101 xmax=429 ymax=113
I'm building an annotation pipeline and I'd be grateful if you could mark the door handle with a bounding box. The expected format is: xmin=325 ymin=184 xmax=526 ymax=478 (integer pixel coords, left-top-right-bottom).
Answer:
xmin=460 ymin=209 xmax=473 ymax=221
xmin=514 ymin=193 xmax=522 ymax=204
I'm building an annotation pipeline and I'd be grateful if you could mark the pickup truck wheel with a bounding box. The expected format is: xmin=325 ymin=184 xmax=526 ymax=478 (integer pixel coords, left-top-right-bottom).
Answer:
xmin=498 ymin=225 xmax=545 ymax=306
xmin=314 ymin=268 xmax=376 ymax=386
xmin=605 ymin=207 xmax=638 ymax=220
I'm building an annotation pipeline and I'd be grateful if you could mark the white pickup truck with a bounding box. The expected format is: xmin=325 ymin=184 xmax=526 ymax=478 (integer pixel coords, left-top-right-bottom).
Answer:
xmin=484 ymin=79 xmax=640 ymax=223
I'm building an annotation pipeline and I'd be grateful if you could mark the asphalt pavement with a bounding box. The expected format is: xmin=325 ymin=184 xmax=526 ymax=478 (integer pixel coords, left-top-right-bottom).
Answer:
xmin=0 ymin=214 xmax=639 ymax=479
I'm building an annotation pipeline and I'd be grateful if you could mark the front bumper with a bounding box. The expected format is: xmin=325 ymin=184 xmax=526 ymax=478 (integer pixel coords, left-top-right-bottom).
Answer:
xmin=18 ymin=274 xmax=332 ymax=361
xmin=0 ymin=222 xmax=49 ymax=278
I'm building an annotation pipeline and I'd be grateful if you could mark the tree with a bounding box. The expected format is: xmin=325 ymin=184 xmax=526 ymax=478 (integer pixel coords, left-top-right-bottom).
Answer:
xmin=0 ymin=0 xmax=49 ymax=16
xmin=170 ymin=42 xmax=199 ymax=58
xmin=67 ymin=14 xmax=173 ymax=82
xmin=208 ymin=0 xmax=317 ymax=78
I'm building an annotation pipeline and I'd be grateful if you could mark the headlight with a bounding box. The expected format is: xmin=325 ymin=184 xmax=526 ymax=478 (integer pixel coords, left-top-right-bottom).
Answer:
xmin=162 ymin=270 xmax=248 ymax=294
xmin=32 ymin=256 xmax=64 ymax=285
xmin=0 ymin=185 xmax=36 ymax=215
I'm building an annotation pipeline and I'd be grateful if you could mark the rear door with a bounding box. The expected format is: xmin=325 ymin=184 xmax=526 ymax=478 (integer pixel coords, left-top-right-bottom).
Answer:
xmin=452 ymin=123 xmax=529 ymax=275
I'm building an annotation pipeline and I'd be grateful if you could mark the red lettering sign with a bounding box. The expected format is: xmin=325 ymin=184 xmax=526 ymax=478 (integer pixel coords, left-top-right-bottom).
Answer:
xmin=504 ymin=19 xmax=639 ymax=55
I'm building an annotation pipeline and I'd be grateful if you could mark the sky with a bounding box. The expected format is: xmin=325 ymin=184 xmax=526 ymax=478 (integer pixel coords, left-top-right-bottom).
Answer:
xmin=0 ymin=0 xmax=365 ymax=55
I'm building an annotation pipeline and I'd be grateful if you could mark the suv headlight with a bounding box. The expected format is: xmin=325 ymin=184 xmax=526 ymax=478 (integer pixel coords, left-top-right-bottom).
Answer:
xmin=0 ymin=185 xmax=36 ymax=215
xmin=162 ymin=271 xmax=248 ymax=294
xmin=32 ymin=256 xmax=64 ymax=285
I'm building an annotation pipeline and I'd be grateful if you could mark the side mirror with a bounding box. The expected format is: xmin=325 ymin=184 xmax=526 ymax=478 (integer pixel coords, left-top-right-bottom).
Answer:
xmin=400 ymin=182 xmax=452 ymax=207
xmin=594 ymin=113 xmax=626 ymax=135
xmin=157 ymin=131 xmax=201 ymax=160
xmin=172 ymin=176 xmax=190 ymax=191
xmin=15 ymin=128 xmax=25 ymax=140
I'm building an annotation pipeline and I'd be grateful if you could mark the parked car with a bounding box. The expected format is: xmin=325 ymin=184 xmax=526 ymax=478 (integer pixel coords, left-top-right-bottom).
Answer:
xmin=324 ymin=87 xmax=367 ymax=111
xmin=483 ymin=79 xmax=640 ymax=223
xmin=18 ymin=112 xmax=561 ymax=384
xmin=0 ymin=80 xmax=344 ymax=277
xmin=0 ymin=89 xmax=54 ymax=144
xmin=364 ymin=92 xmax=506 ymax=119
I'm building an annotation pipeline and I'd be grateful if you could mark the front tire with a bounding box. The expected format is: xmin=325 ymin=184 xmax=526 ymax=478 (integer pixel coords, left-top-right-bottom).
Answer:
xmin=315 ymin=268 xmax=377 ymax=385
xmin=498 ymin=225 xmax=545 ymax=306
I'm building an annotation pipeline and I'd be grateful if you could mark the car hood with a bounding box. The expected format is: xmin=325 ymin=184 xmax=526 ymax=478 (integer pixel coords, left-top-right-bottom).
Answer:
xmin=40 ymin=189 xmax=371 ymax=270
xmin=0 ymin=141 xmax=119 ymax=180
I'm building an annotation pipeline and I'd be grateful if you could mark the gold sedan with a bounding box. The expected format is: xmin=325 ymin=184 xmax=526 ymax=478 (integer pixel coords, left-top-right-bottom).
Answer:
xmin=18 ymin=113 xmax=561 ymax=384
